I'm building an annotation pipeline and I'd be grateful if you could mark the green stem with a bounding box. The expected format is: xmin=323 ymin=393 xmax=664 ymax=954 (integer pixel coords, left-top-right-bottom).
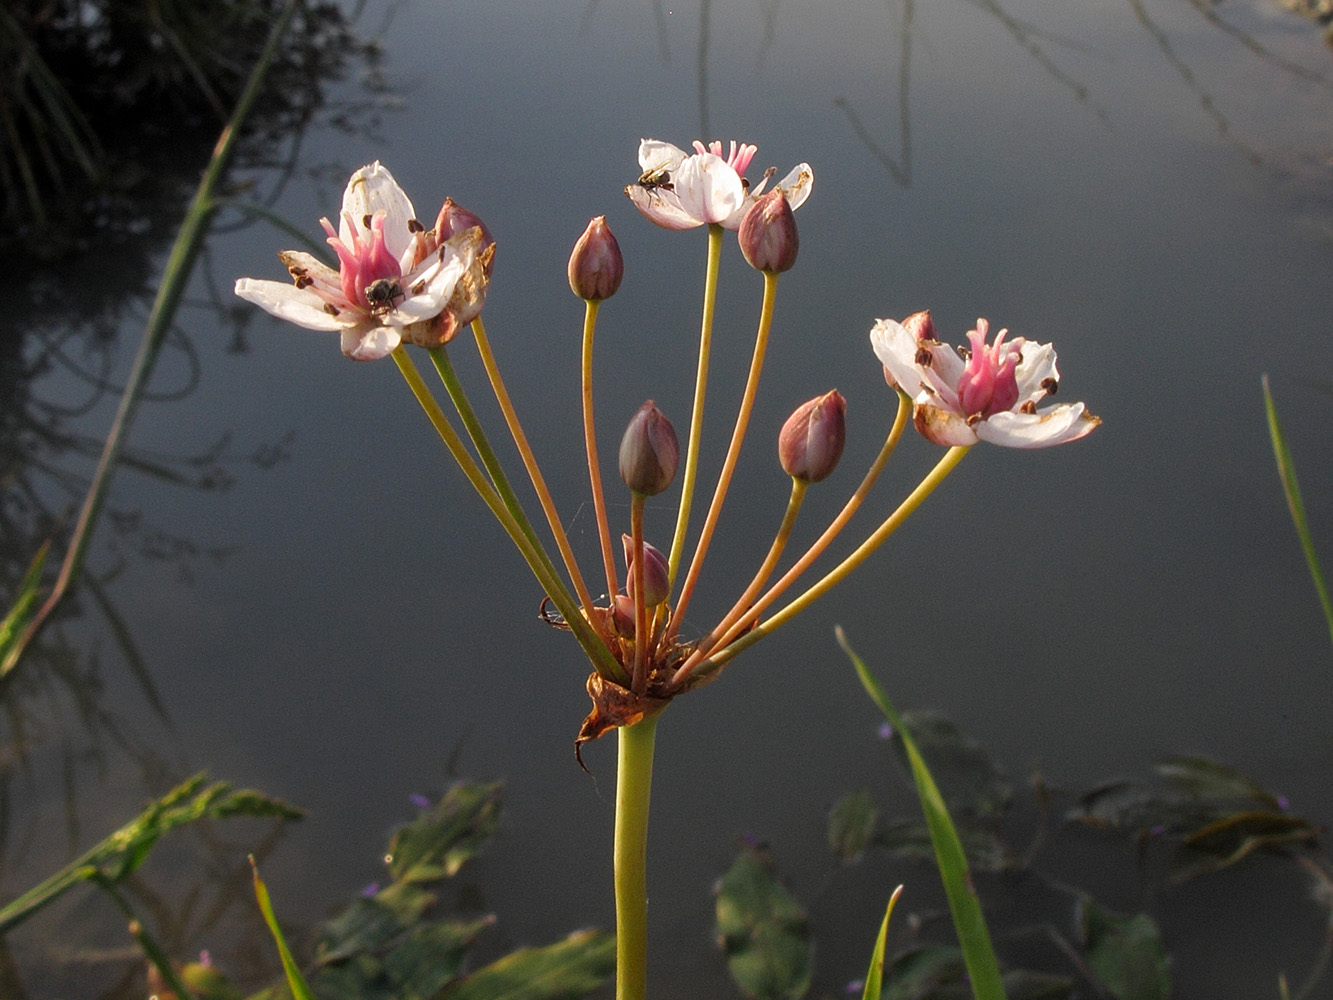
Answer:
xmin=630 ymin=492 xmax=649 ymax=694
xmin=582 ymin=300 xmax=621 ymax=600
xmin=469 ymin=317 xmax=598 ymax=614
xmin=91 ymin=875 xmax=198 ymax=1000
xmin=666 ymin=223 xmax=725 ymax=587
xmin=673 ymin=391 xmax=911 ymax=684
xmin=670 ymin=270 xmax=778 ymax=637
xmin=615 ymin=715 xmax=659 ymax=1000
xmin=392 ymin=347 xmax=625 ymax=684
xmin=696 ymin=444 xmax=970 ymax=678
xmin=678 ymin=477 xmax=806 ymax=681
xmin=428 ymin=344 xmax=584 ymax=618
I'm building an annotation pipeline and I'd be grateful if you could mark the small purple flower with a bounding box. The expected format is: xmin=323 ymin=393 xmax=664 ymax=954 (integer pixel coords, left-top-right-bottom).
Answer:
xmin=877 ymin=721 xmax=894 ymax=740
xmin=1277 ymin=794 xmax=1291 ymax=812
xmin=361 ymin=882 xmax=381 ymax=897
xmin=409 ymin=792 xmax=432 ymax=810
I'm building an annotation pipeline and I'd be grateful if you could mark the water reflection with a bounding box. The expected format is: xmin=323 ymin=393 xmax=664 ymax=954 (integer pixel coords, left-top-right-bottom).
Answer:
xmin=0 ymin=6 xmax=388 ymax=993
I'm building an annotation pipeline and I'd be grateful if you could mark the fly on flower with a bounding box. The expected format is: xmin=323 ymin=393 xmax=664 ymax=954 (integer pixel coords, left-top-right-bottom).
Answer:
xmin=870 ymin=313 xmax=1100 ymax=448
xmin=625 ymin=138 xmax=813 ymax=231
xmin=234 ymin=162 xmax=490 ymax=361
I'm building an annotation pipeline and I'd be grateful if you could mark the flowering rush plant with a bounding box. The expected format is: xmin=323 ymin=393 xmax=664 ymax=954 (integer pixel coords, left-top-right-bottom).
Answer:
xmin=235 ymin=141 xmax=1098 ymax=1000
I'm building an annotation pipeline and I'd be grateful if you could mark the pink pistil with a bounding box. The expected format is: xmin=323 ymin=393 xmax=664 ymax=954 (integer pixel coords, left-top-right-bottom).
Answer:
xmin=321 ymin=211 xmax=402 ymax=311
xmin=956 ymin=319 xmax=1022 ymax=419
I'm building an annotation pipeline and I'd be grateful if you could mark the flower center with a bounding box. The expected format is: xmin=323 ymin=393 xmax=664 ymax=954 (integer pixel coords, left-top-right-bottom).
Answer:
xmin=323 ymin=210 xmax=403 ymax=313
xmin=956 ymin=319 xmax=1023 ymax=419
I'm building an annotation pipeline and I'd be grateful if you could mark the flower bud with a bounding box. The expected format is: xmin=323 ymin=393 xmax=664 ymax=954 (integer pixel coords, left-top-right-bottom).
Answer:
xmin=618 ymin=401 xmax=679 ymax=496
xmin=738 ymin=190 xmax=799 ymax=274
xmin=901 ymin=310 xmax=936 ymax=342
xmin=568 ymin=216 xmax=624 ymax=301
xmin=434 ymin=198 xmax=495 ymax=275
xmin=612 ymin=594 xmax=637 ymax=637
xmin=622 ymin=535 xmax=670 ymax=606
xmin=779 ymin=390 xmax=846 ymax=483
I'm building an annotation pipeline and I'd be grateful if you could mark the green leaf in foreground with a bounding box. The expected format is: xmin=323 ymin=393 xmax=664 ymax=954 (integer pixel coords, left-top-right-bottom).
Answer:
xmin=386 ymin=780 xmax=502 ymax=883
xmin=0 ymin=774 xmax=302 ymax=934
xmin=715 ymin=844 xmax=813 ymax=1000
xmin=251 ymin=857 xmax=316 ymax=1000
xmin=1077 ymin=897 xmax=1169 ymax=1000
xmin=1262 ymin=374 xmax=1333 ymax=648
xmin=438 ymin=928 xmax=615 ymax=1000
xmin=838 ymin=627 xmax=1006 ymax=1000
xmin=861 ymin=885 xmax=904 ymax=1000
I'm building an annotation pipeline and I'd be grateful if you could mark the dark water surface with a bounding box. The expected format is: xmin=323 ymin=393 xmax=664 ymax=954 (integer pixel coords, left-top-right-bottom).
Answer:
xmin=6 ymin=1 xmax=1333 ymax=996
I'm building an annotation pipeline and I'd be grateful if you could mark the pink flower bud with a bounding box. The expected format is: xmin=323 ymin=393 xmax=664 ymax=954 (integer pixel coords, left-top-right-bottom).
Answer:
xmin=779 ymin=390 xmax=846 ymax=483
xmin=901 ymin=310 xmax=937 ymax=343
xmin=568 ymin=216 xmax=624 ymax=301
xmin=618 ymin=401 xmax=679 ymax=496
xmin=434 ymin=198 xmax=495 ymax=275
xmin=738 ymin=190 xmax=799 ymax=274
xmin=622 ymin=535 xmax=670 ymax=607
xmin=611 ymin=594 xmax=637 ymax=637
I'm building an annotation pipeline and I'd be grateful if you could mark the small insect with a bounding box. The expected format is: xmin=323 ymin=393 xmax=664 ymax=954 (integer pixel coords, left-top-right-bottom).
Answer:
xmin=637 ymin=162 xmax=674 ymax=192
xmin=364 ymin=277 xmax=404 ymax=313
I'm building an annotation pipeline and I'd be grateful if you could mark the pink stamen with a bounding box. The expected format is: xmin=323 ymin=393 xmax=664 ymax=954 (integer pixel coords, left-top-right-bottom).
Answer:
xmin=956 ymin=318 xmax=1022 ymax=418
xmin=691 ymin=139 xmax=758 ymax=178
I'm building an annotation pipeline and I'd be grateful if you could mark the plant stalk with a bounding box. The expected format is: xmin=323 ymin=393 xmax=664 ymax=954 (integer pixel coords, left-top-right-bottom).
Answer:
xmin=614 ymin=715 xmax=659 ymax=1000
xmin=666 ymin=223 xmax=724 ymax=587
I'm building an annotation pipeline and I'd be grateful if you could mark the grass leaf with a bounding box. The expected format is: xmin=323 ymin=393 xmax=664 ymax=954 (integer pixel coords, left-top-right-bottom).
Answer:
xmin=838 ymin=627 xmax=1007 ymax=1000
xmin=861 ymin=885 xmax=904 ymax=1000
xmin=1262 ymin=375 xmax=1333 ymax=648
xmin=251 ymin=858 xmax=317 ymax=1000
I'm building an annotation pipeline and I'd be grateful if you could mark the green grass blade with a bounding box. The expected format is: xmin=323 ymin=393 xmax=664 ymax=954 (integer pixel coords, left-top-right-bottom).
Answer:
xmin=837 ymin=627 xmax=1007 ymax=1000
xmin=1262 ymin=376 xmax=1333 ymax=648
xmin=861 ymin=884 xmax=904 ymax=1000
xmin=0 ymin=542 xmax=49 ymax=680
xmin=250 ymin=857 xmax=316 ymax=1000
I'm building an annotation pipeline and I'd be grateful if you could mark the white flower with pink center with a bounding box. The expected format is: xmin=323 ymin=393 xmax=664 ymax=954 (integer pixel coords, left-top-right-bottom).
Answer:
xmin=870 ymin=314 xmax=1100 ymax=448
xmin=234 ymin=162 xmax=487 ymax=361
xmin=625 ymin=138 xmax=813 ymax=231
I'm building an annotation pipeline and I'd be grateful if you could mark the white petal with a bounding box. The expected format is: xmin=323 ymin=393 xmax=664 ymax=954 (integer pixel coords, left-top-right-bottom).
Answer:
xmin=389 ymin=256 xmax=467 ymax=323
xmin=340 ymin=162 xmax=418 ymax=259
xmin=914 ymin=403 xmax=980 ymax=446
xmin=673 ymin=153 xmax=744 ymax=226
xmin=773 ymin=163 xmax=813 ymax=212
xmin=625 ymin=184 xmax=704 ymax=230
xmin=277 ymin=251 xmax=341 ymax=292
xmin=869 ymin=319 xmax=958 ymax=407
xmin=637 ymin=139 xmax=688 ymax=172
xmin=1013 ymin=340 xmax=1060 ymax=403
xmin=235 ymin=278 xmax=346 ymax=331
xmin=975 ymin=403 xmax=1101 ymax=448
xmin=869 ymin=319 xmax=917 ymax=385
xmin=341 ymin=322 xmax=401 ymax=361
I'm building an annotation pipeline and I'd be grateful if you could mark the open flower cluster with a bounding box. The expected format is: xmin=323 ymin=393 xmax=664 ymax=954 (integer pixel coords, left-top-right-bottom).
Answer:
xmin=234 ymin=139 xmax=1101 ymax=1000
xmin=234 ymin=141 xmax=1098 ymax=728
